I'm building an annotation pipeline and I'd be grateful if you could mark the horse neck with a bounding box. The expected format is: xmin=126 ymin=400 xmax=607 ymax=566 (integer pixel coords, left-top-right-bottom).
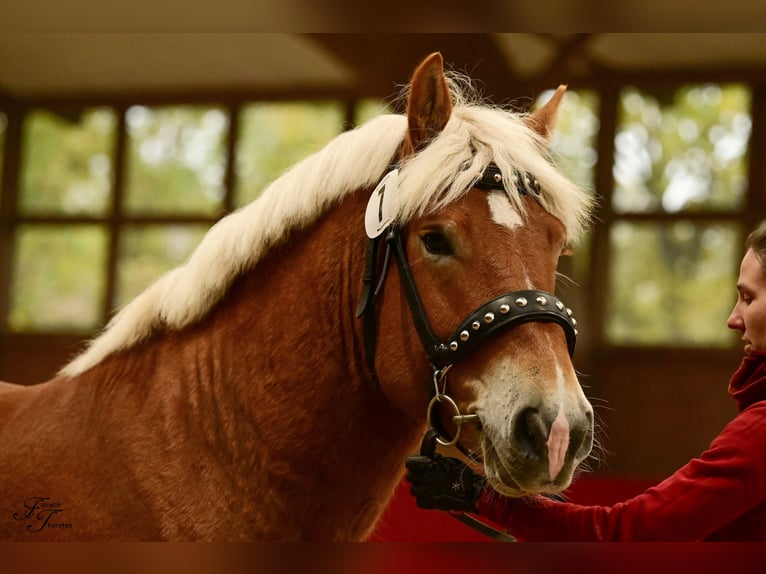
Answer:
xmin=79 ymin=189 xmax=424 ymax=538
xmin=214 ymin=188 xmax=424 ymax=465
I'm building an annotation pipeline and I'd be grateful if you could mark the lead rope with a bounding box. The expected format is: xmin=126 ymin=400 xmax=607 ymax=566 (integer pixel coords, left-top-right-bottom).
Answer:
xmin=419 ymin=428 xmax=517 ymax=543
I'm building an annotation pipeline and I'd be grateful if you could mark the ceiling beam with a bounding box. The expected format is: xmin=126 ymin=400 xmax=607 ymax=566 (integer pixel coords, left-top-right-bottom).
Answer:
xmin=306 ymin=34 xmax=516 ymax=107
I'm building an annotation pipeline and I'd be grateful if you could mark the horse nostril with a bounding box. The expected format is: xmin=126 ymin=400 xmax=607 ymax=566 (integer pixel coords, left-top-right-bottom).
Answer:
xmin=512 ymin=407 xmax=547 ymax=460
xmin=573 ymin=417 xmax=595 ymax=460
xmin=575 ymin=427 xmax=594 ymax=460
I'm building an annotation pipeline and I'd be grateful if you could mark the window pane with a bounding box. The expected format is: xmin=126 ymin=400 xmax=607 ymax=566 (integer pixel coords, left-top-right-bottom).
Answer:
xmin=9 ymin=225 xmax=107 ymax=331
xmin=606 ymin=221 xmax=740 ymax=346
xmin=124 ymin=106 xmax=228 ymax=215
xmin=355 ymin=98 xmax=393 ymax=125
xmin=116 ymin=224 xmax=209 ymax=308
xmin=19 ymin=108 xmax=115 ymax=215
xmin=613 ymin=84 xmax=751 ymax=213
xmin=535 ymin=89 xmax=599 ymax=190
xmin=532 ymin=89 xmax=598 ymax=305
xmin=234 ymin=101 xmax=344 ymax=206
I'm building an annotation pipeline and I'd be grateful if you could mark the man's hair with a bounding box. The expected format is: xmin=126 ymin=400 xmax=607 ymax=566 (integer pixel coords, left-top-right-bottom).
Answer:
xmin=746 ymin=221 xmax=766 ymax=271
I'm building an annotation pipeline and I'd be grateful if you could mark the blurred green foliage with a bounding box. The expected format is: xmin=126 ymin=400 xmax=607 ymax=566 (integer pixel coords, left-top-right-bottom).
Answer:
xmin=607 ymin=84 xmax=750 ymax=347
xmin=234 ymin=101 xmax=345 ymax=207
xmin=19 ymin=108 xmax=115 ymax=215
xmin=607 ymin=221 xmax=740 ymax=346
xmin=535 ymin=89 xmax=600 ymax=293
xmin=614 ymin=84 xmax=750 ymax=213
xmin=124 ymin=106 xmax=228 ymax=215
xmin=116 ymin=224 xmax=209 ymax=309
xmin=10 ymin=225 xmax=107 ymax=331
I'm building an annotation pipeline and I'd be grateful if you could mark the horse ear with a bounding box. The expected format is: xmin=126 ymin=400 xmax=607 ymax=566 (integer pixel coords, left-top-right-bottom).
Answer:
xmin=403 ymin=52 xmax=452 ymax=156
xmin=526 ymin=84 xmax=567 ymax=141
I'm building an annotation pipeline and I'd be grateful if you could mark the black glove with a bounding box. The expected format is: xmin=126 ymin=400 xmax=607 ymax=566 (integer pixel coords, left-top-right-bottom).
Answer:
xmin=405 ymin=453 xmax=484 ymax=513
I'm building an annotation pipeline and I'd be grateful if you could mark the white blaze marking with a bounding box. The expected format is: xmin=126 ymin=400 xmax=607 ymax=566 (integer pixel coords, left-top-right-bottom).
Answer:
xmin=487 ymin=190 xmax=522 ymax=229
xmin=485 ymin=193 xmax=573 ymax=481
xmin=547 ymin=407 xmax=570 ymax=482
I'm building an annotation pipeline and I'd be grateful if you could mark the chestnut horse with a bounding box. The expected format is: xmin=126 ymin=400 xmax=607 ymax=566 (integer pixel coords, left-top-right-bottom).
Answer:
xmin=0 ymin=53 xmax=594 ymax=541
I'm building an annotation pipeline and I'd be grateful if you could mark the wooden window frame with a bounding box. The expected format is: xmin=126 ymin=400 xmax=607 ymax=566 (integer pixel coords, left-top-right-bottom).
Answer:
xmin=0 ymin=98 xmax=358 ymax=337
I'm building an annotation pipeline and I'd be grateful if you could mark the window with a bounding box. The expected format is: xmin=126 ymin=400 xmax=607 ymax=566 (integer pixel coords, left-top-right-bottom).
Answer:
xmin=235 ymin=101 xmax=345 ymax=206
xmin=124 ymin=106 xmax=229 ymax=216
xmin=0 ymin=86 xmax=759 ymax=353
xmin=606 ymin=84 xmax=751 ymax=347
xmin=9 ymin=225 xmax=107 ymax=331
xmin=354 ymin=98 xmax=393 ymax=125
xmin=540 ymin=89 xmax=600 ymax=192
xmin=534 ymin=89 xmax=600 ymax=318
xmin=10 ymin=108 xmax=116 ymax=331
xmin=115 ymin=224 xmax=210 ymax=309
xmin=19 ymin=108 xmax=116 ymax=216
xmin=5 ymin=101 xmax=350 ymax=334
xmin=606 ymin=220 xmax=739 ymax=346
xmin=613 ymin=85 xmax=750 ymax=214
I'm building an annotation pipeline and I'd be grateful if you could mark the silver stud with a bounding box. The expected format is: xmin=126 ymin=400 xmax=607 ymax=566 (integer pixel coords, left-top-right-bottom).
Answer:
xmin=566 ymin=308 xmax=573 ymax=316
xmin=536 ymin=296 xmax=548 ymax=306
xmin=571 ymin=318 xmax=577 ymax=327
xmin=493 ymin=172 xmax=502 ymax=183
xmin=555 ymin=301 xmax=565 ymax=311
xmin=484 ymin=312 xmax=495 ymax=324
xmin=574 ymin=328 xmax=579 ymax=337
xmin=471 ymin=320 xmax=481 ymax=331
xmin=460 ymin=330 xmax=470 ymax=342
xmin=499 ymin=304 xmax=510 ymax=314
xmin=449 ymin=341 xmax=459 ymax=351
xmin=515 ymin=297 xmax=528 ymax=307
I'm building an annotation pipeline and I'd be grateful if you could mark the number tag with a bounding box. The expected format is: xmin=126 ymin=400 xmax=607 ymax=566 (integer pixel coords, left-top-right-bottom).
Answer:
xmin=364 ymin=169 xmax=399 ymax=239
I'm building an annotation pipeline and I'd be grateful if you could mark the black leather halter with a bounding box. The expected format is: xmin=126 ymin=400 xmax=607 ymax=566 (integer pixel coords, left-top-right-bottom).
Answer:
xmin=355 ymin=163 xmax=578 ymax=544
xmin=356 ymin=163 xmax=578 ymax=386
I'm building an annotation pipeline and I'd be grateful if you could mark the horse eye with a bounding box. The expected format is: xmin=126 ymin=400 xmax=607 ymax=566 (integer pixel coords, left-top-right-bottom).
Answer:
xmin=421 ymin=232 xmax=453 ymax=256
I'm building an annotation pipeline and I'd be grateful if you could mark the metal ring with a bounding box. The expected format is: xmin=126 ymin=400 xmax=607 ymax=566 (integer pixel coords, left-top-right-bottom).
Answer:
xmin=426 ymin=393 xmax=463 ymax=447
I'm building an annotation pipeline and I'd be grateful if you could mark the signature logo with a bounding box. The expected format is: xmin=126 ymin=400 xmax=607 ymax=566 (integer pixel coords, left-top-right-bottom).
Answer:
xmin=12 ymin=497 xmax=72 ymax=533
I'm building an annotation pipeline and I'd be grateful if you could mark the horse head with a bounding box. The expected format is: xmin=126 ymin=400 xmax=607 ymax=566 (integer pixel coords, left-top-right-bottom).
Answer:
xmin=369 ymin=53 xmax=594 ymax=496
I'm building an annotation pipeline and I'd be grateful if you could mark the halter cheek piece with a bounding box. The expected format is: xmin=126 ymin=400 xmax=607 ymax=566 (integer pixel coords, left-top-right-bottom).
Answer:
xmin=356 ymin=164 xmax=579 ymax=447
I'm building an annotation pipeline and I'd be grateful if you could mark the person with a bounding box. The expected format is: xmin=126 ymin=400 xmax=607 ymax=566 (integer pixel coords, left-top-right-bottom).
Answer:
xmin=405 ymin=222 xmax=766 ymax=541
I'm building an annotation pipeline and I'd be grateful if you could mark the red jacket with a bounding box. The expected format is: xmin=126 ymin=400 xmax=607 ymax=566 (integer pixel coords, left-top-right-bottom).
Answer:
xmin=476 ymin=352 xmax=766 ymax=541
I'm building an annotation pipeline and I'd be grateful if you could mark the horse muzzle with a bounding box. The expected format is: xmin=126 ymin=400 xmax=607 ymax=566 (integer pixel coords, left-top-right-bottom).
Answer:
xmin=481 ymin=404 xmax=594 ymax=495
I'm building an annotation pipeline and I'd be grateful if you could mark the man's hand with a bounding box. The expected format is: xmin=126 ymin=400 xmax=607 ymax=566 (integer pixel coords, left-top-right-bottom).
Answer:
xmin=405 ymin=453 xmax=484 ymax=513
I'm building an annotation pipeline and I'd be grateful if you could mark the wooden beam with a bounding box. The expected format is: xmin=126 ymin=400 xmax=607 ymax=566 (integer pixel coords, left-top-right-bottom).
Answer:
xmin=306 ymin=34 xmax=516 ymax=106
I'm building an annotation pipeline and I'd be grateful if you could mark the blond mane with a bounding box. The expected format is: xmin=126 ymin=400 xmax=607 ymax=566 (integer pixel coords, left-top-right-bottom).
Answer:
xmin=62 ymin=83 xmax=592 ymax=377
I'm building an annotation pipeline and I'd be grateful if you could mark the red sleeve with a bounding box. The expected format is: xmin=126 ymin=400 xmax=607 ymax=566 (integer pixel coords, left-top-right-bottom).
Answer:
xmin=475 ymin=403 xmax=766 ymax=541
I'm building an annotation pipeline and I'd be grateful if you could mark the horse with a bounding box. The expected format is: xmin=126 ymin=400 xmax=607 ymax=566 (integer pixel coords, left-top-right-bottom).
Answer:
xmin=0 ymin=52 xmax=594 ymax=541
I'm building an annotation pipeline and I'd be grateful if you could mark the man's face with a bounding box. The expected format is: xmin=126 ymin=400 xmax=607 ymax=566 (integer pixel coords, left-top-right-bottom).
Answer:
xmin=728 ymin=248 xmax=766 ymax=354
